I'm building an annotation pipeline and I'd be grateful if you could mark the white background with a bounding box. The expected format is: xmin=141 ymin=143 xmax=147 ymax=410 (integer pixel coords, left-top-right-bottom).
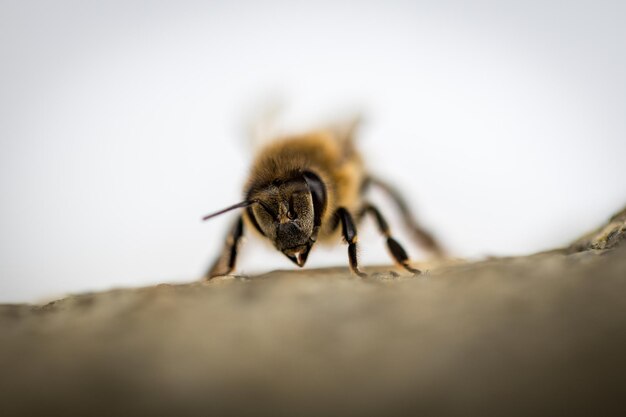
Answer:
xmin=1 ymin=0 xmax=625 ymax=302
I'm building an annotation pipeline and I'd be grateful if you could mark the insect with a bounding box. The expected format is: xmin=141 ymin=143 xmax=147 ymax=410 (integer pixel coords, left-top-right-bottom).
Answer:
xmin=202 ymin=122 xmax=444 ymax=279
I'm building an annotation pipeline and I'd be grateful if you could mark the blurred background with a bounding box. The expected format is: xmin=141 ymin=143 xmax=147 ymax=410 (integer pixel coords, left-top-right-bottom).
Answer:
xmin=1 ymin=0 xmax=624 ymax=302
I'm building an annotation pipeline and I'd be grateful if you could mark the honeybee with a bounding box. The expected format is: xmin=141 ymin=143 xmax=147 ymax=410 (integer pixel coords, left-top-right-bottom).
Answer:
xmin=202 ymin=121 xmax=444 ymax=278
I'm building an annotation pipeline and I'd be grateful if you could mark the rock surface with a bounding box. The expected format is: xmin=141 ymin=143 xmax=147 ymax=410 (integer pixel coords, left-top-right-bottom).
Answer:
xmin=1 ymin=209 xmax=625 ymax=417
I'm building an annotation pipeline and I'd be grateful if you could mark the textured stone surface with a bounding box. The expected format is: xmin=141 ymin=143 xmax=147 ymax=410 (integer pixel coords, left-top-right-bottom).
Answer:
xmin=1 ymin=208 xmax=625 ymax=417
xmin=569 ymin=207 xmax=626 ymax=252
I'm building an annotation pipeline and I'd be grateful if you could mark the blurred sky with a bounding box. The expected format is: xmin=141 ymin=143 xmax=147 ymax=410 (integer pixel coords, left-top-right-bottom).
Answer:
xmin=1 ymin=0 xmax=625 ymax=302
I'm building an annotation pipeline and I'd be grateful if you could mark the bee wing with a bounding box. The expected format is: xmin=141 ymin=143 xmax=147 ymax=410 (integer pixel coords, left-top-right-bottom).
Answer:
xmin=321 ymin=113 xmax=365 ymax=159
xmin=243 ymin=97 xmax=365 ymax=154
xmin=244 ymin=96 xmax=286 ymax=150
xmin=326 ymin=113 xmax=363 ymax=143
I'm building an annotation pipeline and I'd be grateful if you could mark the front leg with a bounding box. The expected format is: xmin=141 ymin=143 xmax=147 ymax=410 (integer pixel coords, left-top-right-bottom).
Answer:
xmin=204 ymin=215 xmax=244 ymax=280
xmin=336 ymin=207 xmax=367 ymax=278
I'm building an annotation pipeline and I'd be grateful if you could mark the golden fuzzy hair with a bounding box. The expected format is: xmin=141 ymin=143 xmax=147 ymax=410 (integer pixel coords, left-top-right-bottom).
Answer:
xmin=244 ymin=131 xmax=365 ymax=243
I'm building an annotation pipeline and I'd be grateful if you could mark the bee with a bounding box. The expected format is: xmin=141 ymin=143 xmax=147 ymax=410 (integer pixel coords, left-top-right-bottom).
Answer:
xmin=202 ymin=122 xmax=444 ymax=279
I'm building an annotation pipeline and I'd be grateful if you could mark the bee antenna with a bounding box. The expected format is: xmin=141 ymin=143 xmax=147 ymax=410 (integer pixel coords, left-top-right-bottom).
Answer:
xmin=201 ymin=201 xmax=255 ymax=221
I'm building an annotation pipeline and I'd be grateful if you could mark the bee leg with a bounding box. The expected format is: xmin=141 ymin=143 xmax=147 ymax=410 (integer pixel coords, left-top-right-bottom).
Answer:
xmin=359 ymin=203 xmax=422 ymax=275
xmin=336 ymin=207 xmax=368 ymax=278
xmin=204 ymin=215 xmax=244 ymax=280
xmin=365 ymin=177 xmax=445 ymax=257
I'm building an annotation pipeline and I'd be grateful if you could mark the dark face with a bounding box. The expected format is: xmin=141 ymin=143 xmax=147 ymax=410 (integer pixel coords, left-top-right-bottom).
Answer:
xmin=249 ymin=179 xmax=315 ymax=266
